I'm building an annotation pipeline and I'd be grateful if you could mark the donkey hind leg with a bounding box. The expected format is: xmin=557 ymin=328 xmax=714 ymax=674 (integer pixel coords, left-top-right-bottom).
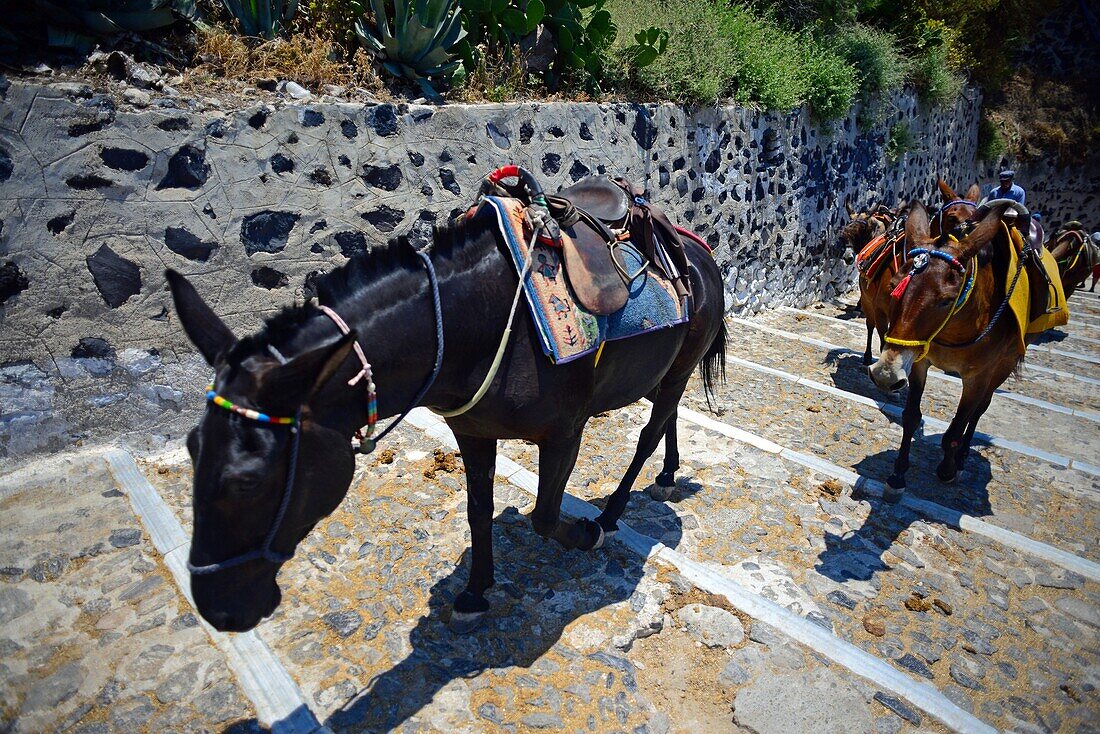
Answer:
xmin=937 ymin=379 xmax=994 ymax=483
xmin=886 ymin=359 xmax=929 ymax=501
xmin=529 ymin=432 xmax=604 ymax=552
xmin=863 ymin=319 xmax=875 ymax=366
xmin=595 ymin=381 xmax=689 ymax=536
xmin=946 ymin=380 xmax=997 ymax=478
xmin=451 ymin=433 xmax=498 ymax=633
xmin=651 ymin=408 xmax=681 ymax=501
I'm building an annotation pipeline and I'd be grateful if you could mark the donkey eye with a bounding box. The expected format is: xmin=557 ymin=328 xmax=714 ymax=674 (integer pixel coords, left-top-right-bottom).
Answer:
xmin=939 ymin=298 xmax=954 ymax=308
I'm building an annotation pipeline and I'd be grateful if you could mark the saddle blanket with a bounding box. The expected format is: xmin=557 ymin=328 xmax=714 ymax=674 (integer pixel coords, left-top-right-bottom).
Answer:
xmin=1005 ymin=224 xmax=1069 ymax=348
xmin=856 ymin=233 xmax=904 ymax=280
xmin=477 ymin=196 xmax=689 ymax=364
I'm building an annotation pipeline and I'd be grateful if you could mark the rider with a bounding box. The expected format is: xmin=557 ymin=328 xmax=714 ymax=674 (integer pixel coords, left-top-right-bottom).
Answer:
xmin=988 ymin=170 xmax=1026 ymax=205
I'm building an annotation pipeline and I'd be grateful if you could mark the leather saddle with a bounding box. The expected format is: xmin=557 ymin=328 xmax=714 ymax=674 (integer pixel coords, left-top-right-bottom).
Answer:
xmin=480 ymin=168 xmax=693 ymax=316
xmin=549 ymin=176 xmax=693 ymax=315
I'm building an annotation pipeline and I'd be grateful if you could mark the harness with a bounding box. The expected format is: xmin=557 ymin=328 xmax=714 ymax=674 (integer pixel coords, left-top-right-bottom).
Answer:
xmin=188 ymin=247 xmax=446 ymax=576
xmin=1055 ymin=229 xmax=1092 ymax=273
xmin=884 ymin=246 xmax=976 ymax=362
xmin=885 ymin=220 xmax=1032 ymax=361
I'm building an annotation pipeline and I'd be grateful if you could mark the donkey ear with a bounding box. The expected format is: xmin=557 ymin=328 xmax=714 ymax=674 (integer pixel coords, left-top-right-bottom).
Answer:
xmin=260 ymin=331 xmax=359 ymax=406
xmin=964 ymin=182 xmax=981 ymax=203
xmin=959 ymin=203 xmax=1009 ymax=257
xmin=905 ymin=200 xmax=930 ymax=242
xmin=845 ymin=197 xmax=855 ymax=217
xmin=937 ymin=179 xmax=957 ymax=203
xmin=166 ymin=270 xmax=236 ymax=366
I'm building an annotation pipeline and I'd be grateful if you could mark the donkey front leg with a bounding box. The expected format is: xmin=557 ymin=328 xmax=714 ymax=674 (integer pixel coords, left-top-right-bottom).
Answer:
xmin=530 ymin=433 xmax=604 ymax=551
xmin=886 ymin=359 xmax=929 ymax=501
xmin=451 ymin=433 xmax=497 ymax=633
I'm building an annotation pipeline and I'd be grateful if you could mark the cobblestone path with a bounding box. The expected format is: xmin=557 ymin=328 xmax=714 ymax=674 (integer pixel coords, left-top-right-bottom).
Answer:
xmin=0 ymin=454 xmax=257 ymax=732
xmin=2 ymin=293 xmax=1097 ymax=733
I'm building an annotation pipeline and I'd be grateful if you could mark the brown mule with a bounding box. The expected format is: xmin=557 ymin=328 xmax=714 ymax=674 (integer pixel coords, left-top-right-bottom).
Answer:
xmin=868 ymin=200 xmax=1025 ymax=501
xmin=840 ymin=180 xmax=980 ymax=366
xmin=840 ymin=199 xmax=900 ymax=364
xmin=1049 ymin=225 xmax=1099 ymax=298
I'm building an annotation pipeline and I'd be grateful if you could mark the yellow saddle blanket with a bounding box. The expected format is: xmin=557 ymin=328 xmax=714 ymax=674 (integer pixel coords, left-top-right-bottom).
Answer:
xmin=1005 ymin=224 xmax=1069 ymax=350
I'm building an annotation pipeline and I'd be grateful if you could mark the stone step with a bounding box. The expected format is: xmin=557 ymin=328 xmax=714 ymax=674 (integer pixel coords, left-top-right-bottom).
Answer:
xmin=730 ymin=310 xmax=1100 ymax=418
xmin=488 ymin=402 xmax=1099 ymax=734
xmin=0 ymin=455 xmax=258 ymax=732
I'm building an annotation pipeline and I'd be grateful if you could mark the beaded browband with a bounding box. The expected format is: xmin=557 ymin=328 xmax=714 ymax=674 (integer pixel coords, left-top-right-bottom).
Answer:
xmin=205 ymin=384 xmax=298 ymax=427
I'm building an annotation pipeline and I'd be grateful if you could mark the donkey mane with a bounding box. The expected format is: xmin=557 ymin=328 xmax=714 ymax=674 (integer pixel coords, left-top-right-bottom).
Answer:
xmin=239 ymin=218 xmax=475 ymax=357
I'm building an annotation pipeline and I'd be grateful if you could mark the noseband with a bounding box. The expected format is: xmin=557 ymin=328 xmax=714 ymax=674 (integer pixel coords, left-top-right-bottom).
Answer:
xmin=188 ymin=247 xmax=445 ymax=575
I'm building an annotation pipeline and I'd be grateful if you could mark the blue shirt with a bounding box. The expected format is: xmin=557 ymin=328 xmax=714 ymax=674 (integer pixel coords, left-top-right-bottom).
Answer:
xmin=989 ymin=183 xmax=1026 ymax=205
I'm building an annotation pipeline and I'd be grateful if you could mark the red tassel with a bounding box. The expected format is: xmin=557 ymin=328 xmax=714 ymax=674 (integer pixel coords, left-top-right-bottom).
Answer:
xmin=891 ymin=273 xmax=912 ymax=299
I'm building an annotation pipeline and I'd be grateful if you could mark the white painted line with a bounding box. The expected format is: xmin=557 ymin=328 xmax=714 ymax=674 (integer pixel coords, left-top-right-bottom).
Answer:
xmin=104 ymin=449 xmax=328 ymax=734
xmin=673 ymin=405 xmax=1100 ymax=584
xmin=405 ymin=409 xmax=997 ymax=734
xmin=781 ymin=307 xmax=1100 ymax=368
xmin=734 ymin=317 xmax=1100 ymax=395
xmin=725 ymin=355 xmax=1100 ymax=477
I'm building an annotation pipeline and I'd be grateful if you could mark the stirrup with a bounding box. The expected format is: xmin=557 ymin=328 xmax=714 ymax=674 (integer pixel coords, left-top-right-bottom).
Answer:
xmin=608 ymin=240 xmax=649 ymax=284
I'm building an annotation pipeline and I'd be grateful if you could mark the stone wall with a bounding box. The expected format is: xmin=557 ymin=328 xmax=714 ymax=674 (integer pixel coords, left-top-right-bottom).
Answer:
xmin=0 ymin=78 xmax=982 ymax=464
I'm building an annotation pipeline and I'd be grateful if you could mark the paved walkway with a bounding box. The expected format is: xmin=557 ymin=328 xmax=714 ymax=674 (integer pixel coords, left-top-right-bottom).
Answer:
xmin=1 ymin=293 xmax=1097 ymax=732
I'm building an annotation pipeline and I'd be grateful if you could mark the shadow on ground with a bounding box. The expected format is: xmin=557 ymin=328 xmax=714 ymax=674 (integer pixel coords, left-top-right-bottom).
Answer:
xmin=314 ymin=489 xmax=683 ymax=732
xmin=815 ymin=446 xmax=993 ymax=582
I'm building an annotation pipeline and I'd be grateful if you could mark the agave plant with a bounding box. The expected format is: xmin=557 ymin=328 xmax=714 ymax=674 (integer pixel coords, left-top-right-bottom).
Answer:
xmin=221 ymin=0 xmax=297 ymax=39
xmin=0 ymin=0 xmax=191 ymax=52
xmin=355 ymin=0 xmax=467 ymax=100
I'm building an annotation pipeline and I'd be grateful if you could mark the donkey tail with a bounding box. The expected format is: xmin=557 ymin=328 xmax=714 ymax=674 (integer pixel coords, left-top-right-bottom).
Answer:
xmin=700 ymin=320 xmax=727 ymax=411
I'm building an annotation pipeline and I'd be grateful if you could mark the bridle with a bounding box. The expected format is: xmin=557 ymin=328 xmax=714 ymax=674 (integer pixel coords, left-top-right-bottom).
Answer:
xmin=188 ymin=246 xmax=445 ymax=575
xmin=885 ymin=246 xmax=975 ymax=362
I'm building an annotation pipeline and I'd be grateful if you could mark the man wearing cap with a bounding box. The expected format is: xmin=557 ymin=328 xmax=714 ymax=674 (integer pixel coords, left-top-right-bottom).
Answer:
xmin=988 ymin=170 xmax=1026 ymax=205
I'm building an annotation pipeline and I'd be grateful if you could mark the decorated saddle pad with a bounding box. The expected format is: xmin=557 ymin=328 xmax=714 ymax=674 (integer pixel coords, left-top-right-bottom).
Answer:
xmin=477 ymin=196 xmax=689 ymax=364
xmin=856 ymin=233 xmax=903 ymax=280
xmin=1004 ymin=224 xmax=1069 ymax=348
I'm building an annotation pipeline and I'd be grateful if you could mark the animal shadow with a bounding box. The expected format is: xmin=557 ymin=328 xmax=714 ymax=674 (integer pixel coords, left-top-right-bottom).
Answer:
xmin=321 ymin=494 xmax=684 ymax=732
xmin=1029 ymin=329 xmax=1069 ymax=345
xmin=815 ymin=445 xmax=993 ymax=582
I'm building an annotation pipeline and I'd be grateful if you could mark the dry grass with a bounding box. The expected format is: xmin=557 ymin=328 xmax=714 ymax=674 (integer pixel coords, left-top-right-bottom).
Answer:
xmin=187 ymin=28 xmax=386 ymax=95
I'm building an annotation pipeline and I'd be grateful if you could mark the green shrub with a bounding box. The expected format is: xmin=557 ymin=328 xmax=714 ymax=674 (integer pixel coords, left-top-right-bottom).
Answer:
xmin=801 ymin=37 xmax=858 ymax=121
xmin=725 ymin=10 xmax=808 ymax=110
xmin=458 ymin=0 xmax=617 ymax=90
xmin=221 ymin=0 xmax=296 ymax=38
xmin=0 ymin=0 xmax=191 ymax=52
xmin=885 ymin=120 xmax=915 ymax=162
xmin=608 ymin=0 xmax=863 ymax=115
xmin=912 ymin=44 xmax=963 ymax=106
xmin=607 ymin=0 xmax=741 ymax=102
xmin=354 ymin=0 xmax=465 ymax=99
xmin=832 ymin=24 xmax=907 ymax=99
xmin=977 ymin=114 xmax=1006 ymax=162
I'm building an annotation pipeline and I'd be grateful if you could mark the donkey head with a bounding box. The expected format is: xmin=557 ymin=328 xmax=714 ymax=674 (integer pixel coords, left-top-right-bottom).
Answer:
xmin=933 ymin=179 xmax=982 ymax=240
xmin=839 ymin=198 xmax=890 ymax=252
xmin=868 ymin=201 xmax=1008 ymax=392
xmin=167 ymin=270 xmax=358 ymax=632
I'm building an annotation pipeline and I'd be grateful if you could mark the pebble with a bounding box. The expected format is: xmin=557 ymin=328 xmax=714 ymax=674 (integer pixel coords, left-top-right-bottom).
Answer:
xmin=122 ymin=88 xmax=151 ymax=107
xmin=283 ymin=81 xmax=312 ymax=100
xmin=863 ymin=615 xmax=886 ymax=637
xmin=733 ymin=669 xmax=872 ymax=734
xmin=872 ymin=691 xmax=922 ymax=725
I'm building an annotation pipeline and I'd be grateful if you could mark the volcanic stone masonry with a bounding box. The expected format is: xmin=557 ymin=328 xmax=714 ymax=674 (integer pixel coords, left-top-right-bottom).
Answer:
xmin=0 ymin=78 xmax=983 ymax=463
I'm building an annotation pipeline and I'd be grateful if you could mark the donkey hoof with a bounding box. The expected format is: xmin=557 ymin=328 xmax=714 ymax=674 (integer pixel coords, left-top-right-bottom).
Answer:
xmin=886 ymin=474 xmax=905 ymax=491
xmin=882 ymin=485 xmax=905 ymax=504
xmin=450 ymin=609 xmax=487 ymax=634
xmin=590 ymin=526 xmax=616 ymax=550
xmin=862 ymin=354 xmax=873 ymax=366
xmin=648 ymin=475 xmax=675 ymax=502
xmin=937 ymin=469 xmax=958 ymax=484
xmin=580 ymin=520 xmax=606 ymax=551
